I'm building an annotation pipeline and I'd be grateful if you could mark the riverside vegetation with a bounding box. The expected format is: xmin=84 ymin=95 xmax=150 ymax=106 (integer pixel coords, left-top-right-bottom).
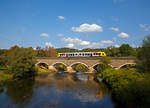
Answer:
xmin=98 ymin=35 xmax=150 ymax=108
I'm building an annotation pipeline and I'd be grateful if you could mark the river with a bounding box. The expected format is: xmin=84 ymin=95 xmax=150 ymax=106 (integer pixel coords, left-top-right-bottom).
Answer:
xmin=0 ymin=72 xmax=116 ymax=108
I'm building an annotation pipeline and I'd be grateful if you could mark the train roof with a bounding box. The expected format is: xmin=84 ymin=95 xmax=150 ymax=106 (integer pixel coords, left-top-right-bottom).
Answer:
xmin=58 ymin=51 xmax=105 ymax=54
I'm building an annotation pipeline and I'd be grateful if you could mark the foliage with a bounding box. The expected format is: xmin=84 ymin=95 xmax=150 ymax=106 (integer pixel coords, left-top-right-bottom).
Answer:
xmin=137 ymin=35 xmax=150 ymax=73
xmin=119 ymin=44 xmax=136 ymax=56
xmin=3 ymin=45 xmax=19 ymax=56
xmin=0 ymin=57 xmax=8 ymax=69
xmin=0 ymin=70 xmax=12 ymax=81
xmin=58 ymin=64 xmax=67 ymax=71
xmin=97 ymin=56 xmax=111 ymax=73
xmin=8 ymin=47 xmax=37 ymax=78
xmin=37 ymin=67 xmax=51 ymax=74
xmin=45 ymin=47 xmax=57 ymax=57
xmin=75 ymin=64 xmax=88 ymax=72
xmin=101 ymin=68 xmax=150 ymax=108
xmin=0 ymin=49 xmax=6 ymax=56
xmin=36 ymin=46 xmax=46 ymax=57
xmin=104 ymin=46 xmax=121 ymax=57
xmin=56 ymin=48 xmax=79 ymax=53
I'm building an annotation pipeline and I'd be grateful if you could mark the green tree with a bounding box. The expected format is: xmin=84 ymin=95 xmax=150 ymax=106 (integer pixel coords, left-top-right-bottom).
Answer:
xmin=36 ymin=46 xmax=46 ymax=57
xmin=8 ymin=47 xmax=37 ymax=78
xmin=119 ymin=44 xmax=135 ymax=56
xmin=137 ymin=35 xmax=150 ymax=73
xmin=97 ymin=56 xmax=111 ymax=73
xmin=76 ymin=64 xmax=88 ymax=72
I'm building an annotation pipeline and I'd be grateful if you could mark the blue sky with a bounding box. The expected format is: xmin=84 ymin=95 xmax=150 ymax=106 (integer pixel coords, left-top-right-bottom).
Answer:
xmin=0 ymin=0 xmax=150 ymax=49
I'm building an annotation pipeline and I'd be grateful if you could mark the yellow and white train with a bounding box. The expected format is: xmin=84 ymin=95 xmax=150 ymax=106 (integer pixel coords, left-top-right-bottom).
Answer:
xmin=57 ymin=51 xmax=106 ymax=57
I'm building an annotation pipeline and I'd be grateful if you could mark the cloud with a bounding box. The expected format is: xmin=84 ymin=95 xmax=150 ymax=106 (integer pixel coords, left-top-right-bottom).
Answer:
xmin=109 ymin=27 xmax=119 ymax=32
xmin=114 ymin=44 xmax=120 ymax=48
xmin=118 ymin=32 xmax=129 ymax=38
xmin=58 ymin=16 xmax=65 ymax=20
xmin=66 ymin=43 xmax=74 ymax=48
xmin=45 ymin=42 xmax=53 ymax=47
xmin=72 ymin=24 xmax=103 ymax=32
xmin=101 ymin=40 xmax=114 ymax=44
xmin=57 ymin=33 xmax=64 ymax=37
xmin=139 ymin=24 xmax=150 ymax=32
xmin=62 ymin=37 xmax=113 ymax=49
xmin=40 ymin=33 xmax=49 ymax=37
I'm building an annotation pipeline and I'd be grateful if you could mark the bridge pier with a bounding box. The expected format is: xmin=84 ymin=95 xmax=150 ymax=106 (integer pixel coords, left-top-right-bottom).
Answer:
xmin=67 ymin=66 xmax=75 ymax=73
xmin=88 ymin=67 xmax=96 ymax=73
xmin=48 ymin=65 xmax=57 ymax=72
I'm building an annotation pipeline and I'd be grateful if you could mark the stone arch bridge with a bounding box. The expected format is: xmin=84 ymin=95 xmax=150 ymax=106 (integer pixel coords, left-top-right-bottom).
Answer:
xmin=36 ymin=57 xmax=136 ymax=73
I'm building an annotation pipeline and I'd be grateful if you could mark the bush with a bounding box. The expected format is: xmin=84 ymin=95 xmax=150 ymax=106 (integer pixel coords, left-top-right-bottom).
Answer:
xmin=97 ymin=56 xmax=111 ymax=73
xmin=8 ymin=47 xmax=37 ymax=78
xmin=76 ymin=64 xmax=88 ymax=72
xmin=137 ymin=35 xmax=150 ymax=73
xmin=101 ymin=68 xmax=150 ymax=108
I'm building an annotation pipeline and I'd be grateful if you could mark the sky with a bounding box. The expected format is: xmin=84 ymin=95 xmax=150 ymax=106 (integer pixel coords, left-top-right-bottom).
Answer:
xmin=0 ymin=0 xmax=150 ymax=49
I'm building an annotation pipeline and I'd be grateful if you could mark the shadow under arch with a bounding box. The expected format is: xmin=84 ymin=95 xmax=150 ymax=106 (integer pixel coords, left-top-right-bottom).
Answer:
xmin=69 ymin=62 xmax=89 ymax=72
xmin=51 ymin=62 xmax=67 ymax=71
xmin=36 ymin=62 xmax=49 ymax=69
xmin=92 ymin=63 xmax=113 ymax=73
xmin=119 ymin=63 xmax=136 ymax=69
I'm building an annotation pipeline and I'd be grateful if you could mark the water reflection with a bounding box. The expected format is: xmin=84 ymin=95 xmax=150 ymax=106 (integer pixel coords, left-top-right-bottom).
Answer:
xmin=4 ymin=78 xmax=34 ymax=104
xmin=0 ymin=72 xmax=114 ymax=108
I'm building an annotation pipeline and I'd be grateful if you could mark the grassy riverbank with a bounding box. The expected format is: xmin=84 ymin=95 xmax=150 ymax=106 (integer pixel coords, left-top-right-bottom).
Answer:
xmin=100 ymin=68 xmax=150 ymax=108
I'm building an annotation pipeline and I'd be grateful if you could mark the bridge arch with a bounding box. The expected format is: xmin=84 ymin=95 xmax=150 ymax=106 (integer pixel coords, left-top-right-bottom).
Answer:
xmin=51 ymin=62 xmax=67 ymax=71
xmin=69 ymin=62 xmax=89 ymax=72
xmin=92 ymin=63 xmax=113 ymax=69
xmin=118 ymin=63 xmax=136 ymax=69
xmin=92 ymin=63 xmax=113 ymax=73
xmin=51 ymin=62 xmax=67 ymax=67
xmin=36 ymin=62 xmax=49 ymax=69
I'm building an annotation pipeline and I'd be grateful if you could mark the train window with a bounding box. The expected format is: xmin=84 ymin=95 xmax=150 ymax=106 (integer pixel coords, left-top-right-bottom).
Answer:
xmin=79 ymin=53 xmax=81 ymax=55
xmin=99 ymin=53 xmax=101 ymax=55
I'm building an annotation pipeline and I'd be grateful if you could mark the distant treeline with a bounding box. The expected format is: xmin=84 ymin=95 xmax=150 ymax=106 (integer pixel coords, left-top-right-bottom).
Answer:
xmin=0 ymin=44 xmax=139 ymax=57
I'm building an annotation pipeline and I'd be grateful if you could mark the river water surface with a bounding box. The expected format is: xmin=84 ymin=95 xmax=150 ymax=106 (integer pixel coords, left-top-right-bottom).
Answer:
xmin=0 ymin=72 xmax=115 ymax=108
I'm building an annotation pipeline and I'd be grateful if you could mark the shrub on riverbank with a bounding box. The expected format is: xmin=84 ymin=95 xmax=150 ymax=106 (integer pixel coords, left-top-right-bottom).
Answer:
xmin=97 ymin=56 xmax=111 ymax=73
xmin=101 ymin=68 xmax=150 ymax=108
xmin=8 ymin=47 xmax=37 ymax=78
